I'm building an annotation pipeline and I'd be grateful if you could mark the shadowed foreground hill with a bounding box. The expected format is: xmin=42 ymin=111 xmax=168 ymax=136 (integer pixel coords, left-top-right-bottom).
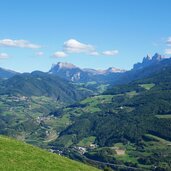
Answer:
xmin=0 ymin=136 xmax=100 ymax=171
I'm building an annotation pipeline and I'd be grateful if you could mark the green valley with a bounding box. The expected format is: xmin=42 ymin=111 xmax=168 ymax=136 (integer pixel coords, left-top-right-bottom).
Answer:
xmin=1 ymin=55 xmax=171 ymax=170
xmin=1 ymin=0 xmax=171 ymax=170
xmin=49 ymin=64 xmax=171 ymax=170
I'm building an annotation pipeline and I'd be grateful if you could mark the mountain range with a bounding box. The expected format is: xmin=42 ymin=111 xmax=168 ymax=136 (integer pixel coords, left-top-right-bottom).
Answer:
xmin=0 ymin=67 xmax=19 ymax=79
xmin=50 ymin=54 xmax=171 ymax=170
xmin=0 ymin=53 xmax=168 ymax=85
xmin=133 ymin=53 xmax=165 ymax=70
xmin=0 ymin=53 xmax=171 ymax=170
xmin=48 ymin=62 xmax=125 ymax=82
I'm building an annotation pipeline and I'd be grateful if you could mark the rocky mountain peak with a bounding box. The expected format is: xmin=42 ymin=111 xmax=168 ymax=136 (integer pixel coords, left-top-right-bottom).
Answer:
xmin=133 ymin=53 xmax=165 ymax=70
xmin=53 ymin=62 xmax=78 ymax=70
xmin=152 ymin=53 xmax=163 ymax=61
xmin=49 ymin=62 xmax=79 ymax=74
xmin=48 ymin=61 xmax=125 ymax=82
xmin=142 ymin=54 xmax=151 ymax=63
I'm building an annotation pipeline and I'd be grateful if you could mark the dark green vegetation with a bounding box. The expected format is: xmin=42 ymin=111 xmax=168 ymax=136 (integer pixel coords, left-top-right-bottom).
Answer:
xmin=50 ymin=61 xmax=171 ymax=170
xmin=0 ymin=135 xmax=100 ymax=171
xmin=0 ymin=95 xmax=65 ymax=147
xmin=73 ymin=81 xmax=110 ymax=95
xmin=0 ymin=71 xmax=91 ymax=104
xmin=0 ymin=67 xmax=18 ymax=79
xmin=0 ymin=55 xmax=171 ymax=170
xmin=0 ymin=71 xmax=92 ymax=148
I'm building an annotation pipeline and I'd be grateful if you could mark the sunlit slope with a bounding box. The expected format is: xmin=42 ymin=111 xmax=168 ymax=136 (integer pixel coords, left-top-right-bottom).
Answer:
xmin=0 ymin=136 xmax=100 ymax=171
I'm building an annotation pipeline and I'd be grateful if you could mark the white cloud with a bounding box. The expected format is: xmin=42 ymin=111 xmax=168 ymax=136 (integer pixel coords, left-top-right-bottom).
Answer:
xmin=0 ymin=39 xmax=41 ymax=49
xmin=63 ymin=39 xmax=95 ymax=53
xmin=53 ymin=51 xmax=67 ymax=58
xmin=166 ymin=37 xmax=171 ymax=46
xmin=54 ymin=38 xmax=119 ymax=57
xmin=36 ymin=51 xmax=44 ymax=56
xmin=165 ymin=49 xmax=171 ymax=55
xmin=167 ymin=37 xmax=171 ymax=43
xmin=0 ymin=53 xmax=9 ymax=59
xmin=89 ymin=51 xmax=99 ymax=56
xmin=102 ymin=50 xmax=119 ymax=56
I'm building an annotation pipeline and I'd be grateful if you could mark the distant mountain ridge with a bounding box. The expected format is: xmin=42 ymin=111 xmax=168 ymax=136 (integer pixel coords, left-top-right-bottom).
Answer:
xmin=0 ymin=67 xmax=19 ymax=79
xmin=49 ymin=62 xmax=88 ymax=82
xmin=0 ymin=71 xmax=91 ymax=104
xmin=1 ymin=53 xmax=170 ymax=85
xmin=83 ymin=67 xmax=125 ymax=75
xmin=106 ymin=53 xmax=171 ymax=85
xmin=48 ymin=53 xmax=171 ymax=84
xmin=49 ymin=62 xmax=125 ymax=82
xmin=133 ymin=53 xmax=166 ymax=70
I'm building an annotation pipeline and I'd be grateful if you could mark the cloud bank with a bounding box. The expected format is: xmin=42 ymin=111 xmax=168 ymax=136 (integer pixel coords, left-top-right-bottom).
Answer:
xmin=36 ymin=51 xmax=44 ymax=56
xmin=165 ymin=37 xmax=171 ymax=55
xmin=165 ymin=49 xmax=171 ymax=55
xmin=102 ymin=50 xmax=119 ymax=56
xmin=0 ymin=53 xmax=9 ymax=59
xmin=166 ymin=37 xmax=171 ymax=46
xmin=63 ymin=39 xmax=95 ymax=53
xmin=0 ymin=39 xmax=41 ymax=49
xmin=53 ymin=51 xmax=68 ymax=58
xmin=53 ymin=38 xmax=119 ymax=58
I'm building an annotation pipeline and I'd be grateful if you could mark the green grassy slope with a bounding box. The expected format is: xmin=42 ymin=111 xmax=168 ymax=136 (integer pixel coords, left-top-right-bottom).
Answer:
xmin=0 ymin=136 xmax=100 ymax=171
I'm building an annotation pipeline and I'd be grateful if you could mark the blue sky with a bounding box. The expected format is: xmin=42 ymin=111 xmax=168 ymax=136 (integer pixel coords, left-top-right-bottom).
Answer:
xmin=0 ymin=0 xmax=171 ymax=72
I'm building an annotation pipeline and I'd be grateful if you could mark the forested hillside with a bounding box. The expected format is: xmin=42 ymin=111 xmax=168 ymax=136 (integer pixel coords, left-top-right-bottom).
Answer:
xmin=0 ymin=71 xmax=91 ymax=104
xmin=50 ymin=63 xmax=171 ymax=170
xmin=1 ymin=56 xmax=171 ymax=170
